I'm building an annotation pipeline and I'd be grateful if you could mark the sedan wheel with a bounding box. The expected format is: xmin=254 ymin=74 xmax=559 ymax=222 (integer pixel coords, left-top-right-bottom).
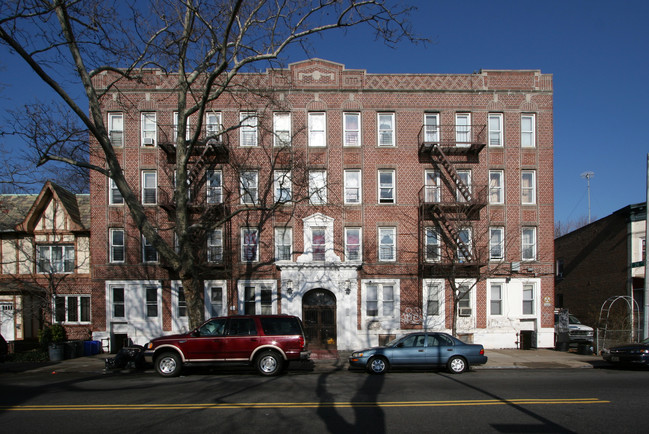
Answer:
xmin=447 ymin=356 xmax=467 ymax=374
xmin=155 ymin=352 xmax=182 ymax=377
xmin=367 ymin=357 xmax=388 ymax=375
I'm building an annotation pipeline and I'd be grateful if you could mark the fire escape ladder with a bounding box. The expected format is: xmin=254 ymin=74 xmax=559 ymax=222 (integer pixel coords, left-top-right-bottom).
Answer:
xmin=431 ymin=144 xmax=472 ymax=202
xmin=187 ymin=139 xmax=218 ymax=186
xmin=430 ymin=204 xmax=473 ymax=262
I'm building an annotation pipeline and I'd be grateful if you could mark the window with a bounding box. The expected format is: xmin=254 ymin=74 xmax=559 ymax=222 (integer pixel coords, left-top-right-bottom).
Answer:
xmin=489 ymin=227 xmax=504 ymax=260
xmin=489 ymin=170 xmax=504 ymax=204
xmin=426 ymin=282 xmax=441 ymax=316
xmin=379 ymin=227 xmax=396 ymax=262
xmin=344 ymin=170 xmax=361 ymax=204
xmin=207 ymin=229 xmax=223 ymax=263
xmin=207 ymin=170 xmax=222 ymax=204
xmin=309 ymin=170 xmax=327 ymax=204
xmin=522 ymin=227 xmax=537 ymax=261
xmin=521 ymin=170 xmax=536 ymax=204
xmin=377 ymin=113 xmax=395 ymax=147
xmin=425 ymin=170 xmax=441 ymax=203
xmin=110 ymin=229 xmax=125 ymax=263
xmin=523 ymin=283 xmax=535 ymax=314
xmin=425 ymin=227 xmax=440 ymax=262
xmin=146 ymin=286 xmax=158 ymax=317
xmin=457 ymin=283 xmax=472 ymax=316
xmin=112 ymin=287 xmax=124 ymax=318
xmin=108 ymin=112 xmax=123 ymax=146
xmin=556 ymin=258 xmax=564 ymax=278
xmin=275 ymin=227 xmax=292 ymax=261
xmin=37 ymin=245 xmax=74 ymax=273
xmin=378 ymin=169 xmax=395 ymax=204
xmin=366 ymin=282 xmax=395 ymax=317
xmin=141 ymin=112 xmax=156 ymax=146
xmin=55 ymin=295 xmax=90 ymax=323
xmin=240 ymin=170 xmax=258 ymax=204
xmin=274 ymin=170 xmax=292 ymax=203
xmin=274 ymin=112 xmax=291 ymax=147
xmin=141 ymin=170 xmax=157 ymax=204
xmin=490 ymin=283 xmax=503 ymax=315
xmin=521 ymin=114 xmax=536 ymax=147
xmin=455 ymin=113 xmax=471 ymax=146
xmin=241 ymin=228 xmax=259 ymax=262
xmin=206 ymin=111 xmax=222 ymax=138
xmin=109 ymin=178 xmax=123 ymax=205
xmin=424 ymin=113 xmax=440 ymax=143
xmin=345 ymin=227 xmax=362 ymax=261
xmin=308 ymin=112 xmax=326 ymax=147
xmin=173 ymin=111 xmax=191 ymax=142
xmin=142 ymin=235 xmax=158 ymax=263
xmin=240 ymin=111 xmax=258 ymax=146
xmin=456 ymin=170 xmax=471 ymax=202
xmin=209 ymin=286 xmax=224 ymax=317
xmin=488 ymin=113 xmax=503 ymax=147
xmin=312 ymin=228 xmax=326 ymax=261
xmin=242 ymin=283 xmax=275 ymax=315
xmin=344 ymin=112 xmax=361 ymax=146
xmin=458 ymin=227 xmax=472 ymax=261
xmin=177 ymin=286 xmax=187 ymax=317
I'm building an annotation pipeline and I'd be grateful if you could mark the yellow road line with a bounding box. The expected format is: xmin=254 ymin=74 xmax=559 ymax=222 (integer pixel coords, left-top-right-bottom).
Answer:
xmin=0 ymin=398 xmax=609 ymax=411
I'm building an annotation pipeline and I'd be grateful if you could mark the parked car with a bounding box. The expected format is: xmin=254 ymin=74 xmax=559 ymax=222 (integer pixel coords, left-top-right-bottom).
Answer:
xmin=144 ymin=315 xmax=310 ymax=377
xmin=0 ymin=334 xmax=7 ymax=363
xmin=349 ymin=332 xmax=487 ymax=374
xmin=602 ymin=337 xmax=649 ymax=367
xmin=554 ymin=311 xmax=594 ymax=345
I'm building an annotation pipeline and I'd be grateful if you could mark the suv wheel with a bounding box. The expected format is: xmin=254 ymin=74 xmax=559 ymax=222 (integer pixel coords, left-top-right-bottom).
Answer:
xmin=155 ymin=352 xmax=182 ymax=377
xmin=256 ymin=350 xmax=284 ymax=376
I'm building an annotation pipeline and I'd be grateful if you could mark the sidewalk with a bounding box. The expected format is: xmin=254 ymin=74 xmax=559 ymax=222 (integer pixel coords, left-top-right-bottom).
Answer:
xmin=0 ymin=348 xmax=605 ymax=375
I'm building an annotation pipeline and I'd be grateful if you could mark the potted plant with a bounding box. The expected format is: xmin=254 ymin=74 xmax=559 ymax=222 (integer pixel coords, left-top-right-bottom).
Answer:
xmin=40 ymin=324 xmax=67 ymax=361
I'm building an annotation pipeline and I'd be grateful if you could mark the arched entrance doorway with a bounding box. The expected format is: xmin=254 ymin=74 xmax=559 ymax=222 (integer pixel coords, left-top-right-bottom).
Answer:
xmin=302 ymin=289 xmax=337 ymax=350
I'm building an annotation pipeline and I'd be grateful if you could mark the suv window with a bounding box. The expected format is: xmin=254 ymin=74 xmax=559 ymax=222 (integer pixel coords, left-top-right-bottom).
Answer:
xmin=227 ymin=318 xmax=257 ymax=336
xmin=199 ymin=318 xmax=226 ymax=336
xmin=259 ymin=317 xmax=302 ymax=335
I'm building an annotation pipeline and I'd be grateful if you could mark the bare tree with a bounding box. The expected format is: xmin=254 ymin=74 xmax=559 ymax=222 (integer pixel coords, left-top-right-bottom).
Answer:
xmin=554 ymin=216 xmax=592 ymax=238
xmin=0 ymin=0 xmax=418 ymax=329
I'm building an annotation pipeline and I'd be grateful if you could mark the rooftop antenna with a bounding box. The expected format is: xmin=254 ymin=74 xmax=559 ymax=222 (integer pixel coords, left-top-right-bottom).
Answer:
xmin=581 ymin=171 xmax=595 ymax=224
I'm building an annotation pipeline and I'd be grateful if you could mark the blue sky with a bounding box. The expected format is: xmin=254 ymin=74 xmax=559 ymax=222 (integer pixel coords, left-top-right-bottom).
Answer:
xmin=1 ymin=0 xmax=648 ymax=225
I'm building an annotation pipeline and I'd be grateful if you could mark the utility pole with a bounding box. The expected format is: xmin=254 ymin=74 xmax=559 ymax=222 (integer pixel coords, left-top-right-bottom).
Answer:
xmin=581 ymin=171 xmax=595 ymax=224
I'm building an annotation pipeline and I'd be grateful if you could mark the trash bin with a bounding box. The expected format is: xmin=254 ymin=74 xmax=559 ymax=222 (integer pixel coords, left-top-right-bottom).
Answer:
xmin=577 ymin=343 xmax=593 ymax=355
xmin=520 ymin=331 xmax=533 ymax=350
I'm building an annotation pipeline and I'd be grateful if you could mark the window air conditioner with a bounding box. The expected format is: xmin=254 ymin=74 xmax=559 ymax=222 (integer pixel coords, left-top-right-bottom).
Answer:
xmin=459 ymin=307 xmax=472 ymax=317
xmin=143 ymin=137 xmax=155 ymax=146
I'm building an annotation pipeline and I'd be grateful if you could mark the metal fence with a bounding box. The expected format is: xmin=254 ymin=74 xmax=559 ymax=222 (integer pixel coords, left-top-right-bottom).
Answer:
xmin=596 ymin=328 xmax=637 ymax=353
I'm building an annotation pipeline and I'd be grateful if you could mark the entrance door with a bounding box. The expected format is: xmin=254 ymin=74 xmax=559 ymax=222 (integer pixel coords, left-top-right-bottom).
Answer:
xmin=1 ymin=302 xmax=15 ymax=341
xmin=302 ymin=289 xmax=336 ymax=350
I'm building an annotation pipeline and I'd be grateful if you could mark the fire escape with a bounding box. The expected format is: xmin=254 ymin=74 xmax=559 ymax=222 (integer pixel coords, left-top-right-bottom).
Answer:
xmin=418 ymin=122 xmax=487 ymax=278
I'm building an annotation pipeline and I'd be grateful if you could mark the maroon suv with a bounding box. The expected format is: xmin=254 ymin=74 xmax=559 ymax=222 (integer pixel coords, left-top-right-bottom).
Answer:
xmin=144 ymin=315 xmax=309 ymax=377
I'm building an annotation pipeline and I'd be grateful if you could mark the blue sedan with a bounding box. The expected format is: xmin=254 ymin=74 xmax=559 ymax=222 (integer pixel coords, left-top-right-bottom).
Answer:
xmin=349 ymin=332 xmax=488 ymax=374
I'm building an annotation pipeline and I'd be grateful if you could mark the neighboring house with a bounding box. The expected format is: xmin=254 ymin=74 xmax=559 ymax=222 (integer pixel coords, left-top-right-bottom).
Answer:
xmin=89 ymin=59 xmax=555 ymax=350
xmin=555 ymin=203 xmax=646 ymax=331
xmin=0 ymin=182 xmax=91 ymax=344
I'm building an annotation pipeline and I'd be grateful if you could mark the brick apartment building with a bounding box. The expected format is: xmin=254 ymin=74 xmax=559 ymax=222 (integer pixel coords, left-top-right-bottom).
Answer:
xmin=87 ymin=59 xmax=554 ymax=351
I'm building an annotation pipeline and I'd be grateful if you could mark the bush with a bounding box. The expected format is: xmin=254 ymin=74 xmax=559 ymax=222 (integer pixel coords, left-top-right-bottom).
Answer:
xmin=38 ymin=324 xmax=68 ymax=350
xmin=6 ymin=350 xmax=49 ymax=362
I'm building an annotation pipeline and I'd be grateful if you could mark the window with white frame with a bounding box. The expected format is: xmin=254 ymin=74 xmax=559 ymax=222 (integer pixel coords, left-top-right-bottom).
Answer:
xmin=379 ymin=227 xmax=396 ymax=262
xmin=424 ymin=113 xmax=440 ymax=143
xmin=490 ymin=283 xmax=503 ymax=315
xmin=489 ymin=227 xmax=504 ymax=260
xmin=489 ymin=170 xmax=504 ymax=204
xmin=55 ymin=295 xmax=90 ymax=323
xmin=206 ymin=111 xmax=222 ymax=138
xmin=176 ymin=286 xmax=187 ymax=317
xmin=522 ymin=227 xmax=537 ymax=261
xmin=111 ymin=287 xmax=125 ymax=318
xmin=457 ymin=227 xmax=472 ymax=261
xmin=142 ymin=235 xmax=158 ymax=263
xmin=312 ymin=228 xmax=326 ymax=261
xmin=274 ymin=112 xmax=291 ymax=147
xmin=308 ymin=112 xmax=326 ymax=147
xmin=455 ymin=113 xmax=471 ymax=146
xmin=141 ymin=112 xmax=156 ymax=146
xmin=207 ymin=170 xmax=222 ymax=204
xmin=523 ymin=283 xmax=535 ymax=314
xmin=345 ymin=227 xmax=362 ymax=262
xmin=456 ymin=169 xmax=471 ymax=202
xmin=241 ymin=228 xmax=259 ymax=262
xmin=488 ymin=113 xmax=503 ymax=147
xmin=521 ymin=114 xmax=536 ymax=147
xmin=521 ymin=170 xmax=536 ymax=204
xmin=109 ymin=178 xmax=123 ymax=205
xmin=274 ymin=170 xmax=292 ymax=204
xmin=425 ymin=282 xmax=442 ymax=316
xmin=344 ymin=170 xmax=361 ymax=204
xmin=145 ymin=286 xmax=158 ymax=317
xmin=207 ymin=229 xmax=223 ymax=263
xmin=173 ymin=111 xmax=191 ymax=142
xmin=242 ymin=282 xmax=275 ymax=315
xmin=141 ymin=170 xmax=157 ymax=204
xmin=240 ymin=111 xmax=258 ymax=146
xmin=240 ymin=170 xmax=258 ymax=204
xmin=344 ymin=112 xmax=361 ymax=146
xmin=425 ymin=227 xmax=441 ymax=262
xmin=274 ymin=227 xmax=292 ymax=261
xmin=457 ymin=283 xmax=472 ymax=316
xmin=208 ymin=286 xmax=225 ymax=317
xmin=309 ymin=170 xmax=327 ymax=204
xmin=377 ymin=113 xmax=395 ymax=147
xmin=37 ymin=245 xmax=74 ymax=273
xmin=110 ymin=229 xmax=125 ymax=263
xmin=366 ymin=282 xmax=395 ymax=317
xmin=425 ymin=170 xmax=441 ymax=203
xmin=378 ymin=169 xmax=395 ymax=204
xmin=108 ymin=112 xmax=123 ymax=146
